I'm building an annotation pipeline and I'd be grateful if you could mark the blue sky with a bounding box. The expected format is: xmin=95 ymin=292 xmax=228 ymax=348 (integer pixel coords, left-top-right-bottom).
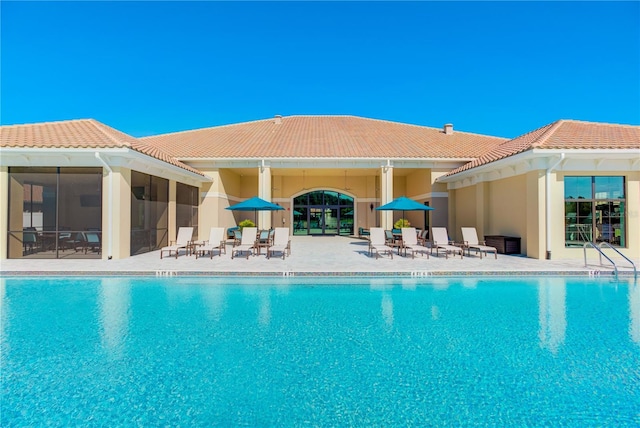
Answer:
xmin=2 ymin=1 xmax=639 ymax=139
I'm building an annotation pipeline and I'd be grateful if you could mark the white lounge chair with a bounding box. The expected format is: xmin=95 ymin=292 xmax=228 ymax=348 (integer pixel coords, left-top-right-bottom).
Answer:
xmin=369 ymin=227 xmax=394 ymax=259
xmin=431 ymin=227 xmax=463 ymax=259
xmin=195 ymin=227 xmax=226 ymax=259
xmin=267 ymin=227 xmax=291 ymax=259
xmin=160 ymin=227 xmax=194 ymax=259
xmin=401 ymin=227 xmax=429 ymax=258
xmin=461 ymin=227 xmax=497 ymax=259
xmin=231 ymin=227 xmax=257 ymax=259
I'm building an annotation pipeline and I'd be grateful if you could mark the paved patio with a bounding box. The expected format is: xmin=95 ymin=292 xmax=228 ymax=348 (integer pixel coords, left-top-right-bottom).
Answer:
xmin=1 ymin=235 xmax=637 ymax=277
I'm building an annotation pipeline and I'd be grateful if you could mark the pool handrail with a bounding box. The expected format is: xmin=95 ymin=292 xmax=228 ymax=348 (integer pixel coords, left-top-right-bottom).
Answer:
xmin=583 ymin=241 xmax=637 ymax=279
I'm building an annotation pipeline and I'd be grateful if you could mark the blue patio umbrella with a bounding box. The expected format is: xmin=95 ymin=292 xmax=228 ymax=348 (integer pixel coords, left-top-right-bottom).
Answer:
xmin=226 ymin=196 xmax=284 ymax=227
xmin=376 ymin=196 xmax=434 ymax=228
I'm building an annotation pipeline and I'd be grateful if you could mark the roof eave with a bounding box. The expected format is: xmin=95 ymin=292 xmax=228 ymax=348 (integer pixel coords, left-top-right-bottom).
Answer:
xmin=0 ymin=147 xmax=211 ymax=185
xmin=439 ymin=148 xmax=640 ymax=189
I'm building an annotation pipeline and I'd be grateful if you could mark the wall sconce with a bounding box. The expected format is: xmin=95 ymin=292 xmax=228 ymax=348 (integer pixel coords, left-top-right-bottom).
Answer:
xmin=370 ymin=203 xmax=374 ymax=211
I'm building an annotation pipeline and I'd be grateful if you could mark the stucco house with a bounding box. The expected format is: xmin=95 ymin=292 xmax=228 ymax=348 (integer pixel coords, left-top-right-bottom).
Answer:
xmin=1 ymin=115 xmax=638 ymax=260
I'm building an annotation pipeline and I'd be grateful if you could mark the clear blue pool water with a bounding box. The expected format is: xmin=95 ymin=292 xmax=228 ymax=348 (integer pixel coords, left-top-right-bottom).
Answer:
xmin=1 ymin=276 xmax=639 ymax=426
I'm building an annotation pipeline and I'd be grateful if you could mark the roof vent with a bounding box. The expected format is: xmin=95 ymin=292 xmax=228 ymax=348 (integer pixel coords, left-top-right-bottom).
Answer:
xmin=274 ymin=115 xmax=283 ymax=125
xmin=444 ymin=123 xmax=453 ymax=135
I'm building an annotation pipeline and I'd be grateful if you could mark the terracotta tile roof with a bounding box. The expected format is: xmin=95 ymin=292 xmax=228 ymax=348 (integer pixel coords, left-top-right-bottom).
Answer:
xmin=444 ymin=120 xmax=640 ymax=177
xmin=0 ymin=119 xmax=204 ymax=176
xmin=140 ymin=115 xmax=507 ymax=159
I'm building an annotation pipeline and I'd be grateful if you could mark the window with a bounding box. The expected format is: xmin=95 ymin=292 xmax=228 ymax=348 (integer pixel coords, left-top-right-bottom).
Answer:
xmin=564 ymin=176 xmax=626 ymax=247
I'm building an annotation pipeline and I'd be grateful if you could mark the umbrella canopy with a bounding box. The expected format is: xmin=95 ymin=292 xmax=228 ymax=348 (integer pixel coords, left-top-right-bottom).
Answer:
xmin=376 ymin=196 xmax=434 ymax=228
xmin=226 ymin=196 xmax=284 ymax=226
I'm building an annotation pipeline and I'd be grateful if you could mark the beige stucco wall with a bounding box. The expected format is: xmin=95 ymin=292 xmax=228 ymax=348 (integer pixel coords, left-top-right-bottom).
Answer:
xmin=450 ymin=185 xmax=476 ymax=241
xmin=193 ymin=166 xmax=451 ymax=237
xmin=448 ymin=169 xmax=639 ymax=260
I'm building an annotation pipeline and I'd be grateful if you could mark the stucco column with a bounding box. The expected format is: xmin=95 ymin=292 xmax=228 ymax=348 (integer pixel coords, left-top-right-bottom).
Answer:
xmin=380 ymin=163 xmax=394 ymax=229
xmin=475 ymin=182 xmax=488 ymax=238
xmin=168 ymin=180 xmax=177 ymax=242
xmin=0 ymin=167 xmax=9 ymax=259
xmin=258 ymin=164 xmax=272 ymax=229
xmin=108 ymin=167 xmax=131 ymax=260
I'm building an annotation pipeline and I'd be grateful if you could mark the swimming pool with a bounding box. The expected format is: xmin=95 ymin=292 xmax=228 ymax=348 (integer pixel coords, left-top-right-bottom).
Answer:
xmin=1 ymin=276 xmax=638 ymax=426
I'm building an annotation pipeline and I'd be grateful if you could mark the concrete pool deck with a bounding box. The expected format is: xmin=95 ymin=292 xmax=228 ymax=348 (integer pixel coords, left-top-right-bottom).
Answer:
xmin=1 ymin=235 xmax=638 ymax=277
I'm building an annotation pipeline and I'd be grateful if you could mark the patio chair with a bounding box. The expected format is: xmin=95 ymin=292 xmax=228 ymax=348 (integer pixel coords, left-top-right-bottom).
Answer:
xmin=195 ymin=227 xmax=226 ymax=259
xmin=267 ymin=227 xmax=291 ymax=259
xmin=461 ymin=227 xmax=497 ymax=259
xmin=227 ymin=226 xmax=240 ymax=240
xmin=231 ymin=227 xmax=257 ymax=259
xmin=160 ymin=227 xmax=193 ymax=259
xmin=384 ymin=229 xmax=403 ymax=254
xmin=401 ymin=227 xmax=429 ymax=259
xmin=83 ymin=231 xmax=102 ymax=254
xmin=369 ymin=228 xmax=394 ymax=259
xmin=232 ymin=229 xmax=242 ymax=246
xmin=255 ymin=229 xmax=274 ymax=256
xmin=417 ymin=229 xmax=429 ymax=246
xmin=23 ymin=228 xmax=38 ymax=255
xmin=431 ymin=227 xmax=463 ymax=259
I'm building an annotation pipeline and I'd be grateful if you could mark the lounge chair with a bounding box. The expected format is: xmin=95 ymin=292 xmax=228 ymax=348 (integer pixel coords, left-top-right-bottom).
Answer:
xmin=461 ymin=227 xmax=497 ymax=259
xmin=160 ymin=227 xmax=194 ymax=259
xmin=231 ymin=227 xmax=257 ymax=259
xmin=369 ymin=228 xmax=394 ymax=259
xmin=401 ymin=227 xmax=429 ymax=258
xmin=195 ymin=227 xmax=226 ymax=259
xmin=431 ymin=227 xmax=463 ymax=259
xmin=267 ymin=227 xmax=291 ymax=259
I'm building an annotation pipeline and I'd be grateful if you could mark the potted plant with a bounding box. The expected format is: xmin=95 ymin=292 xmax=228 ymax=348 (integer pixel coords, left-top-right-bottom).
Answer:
xmin=238 ymin=219 xmax=255 ymax=231
xmin=394 ymin=218 xmax=410 ymax=230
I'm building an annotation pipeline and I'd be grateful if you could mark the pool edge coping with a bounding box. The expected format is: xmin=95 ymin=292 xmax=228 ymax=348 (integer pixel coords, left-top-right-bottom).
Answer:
xmin=0 ymin=269 xmax=630 ymax=277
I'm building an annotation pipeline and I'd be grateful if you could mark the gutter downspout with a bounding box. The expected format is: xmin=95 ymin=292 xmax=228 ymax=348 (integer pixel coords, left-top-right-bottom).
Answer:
xmin=95 ymin=153 xmax=113 ymax=260
xmin=545 ymin=153 xmax=565 ymax=260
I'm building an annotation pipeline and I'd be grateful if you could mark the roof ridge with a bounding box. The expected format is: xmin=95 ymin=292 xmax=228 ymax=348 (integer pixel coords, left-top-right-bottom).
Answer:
xmin=559 ymin=118 xmax=640 ymax=128
xmin=0 ymin=118 xmax=94 ymax=129
xmin=87 ymin=119 xmax=132 ymax=147
xmin=140 ymin=118 xmax=274 ymax=139
xmin=531 ymin=119 xmax=564 ymax=148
